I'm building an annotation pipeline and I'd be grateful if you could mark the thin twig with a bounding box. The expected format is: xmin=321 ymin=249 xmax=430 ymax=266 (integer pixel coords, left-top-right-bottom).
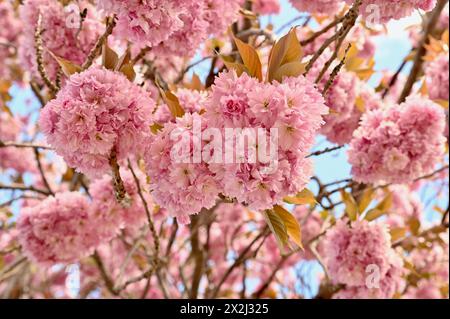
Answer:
xmin=0 ymin=183 xmax=51 ymax=196
xmin=398 ymin=0 xmax=448 ymax=103
xmin=307 ymin=145 xmax=344 ymax=158
xmin=33 ymin=148 xmax=54 ymax=195
xmin=35 ymin=13 xmax=58 ymax=95
xmin=81 ymin=15 xmax=117 ymax=70
xmin=0 ymin=141 xmax=52 ymax=150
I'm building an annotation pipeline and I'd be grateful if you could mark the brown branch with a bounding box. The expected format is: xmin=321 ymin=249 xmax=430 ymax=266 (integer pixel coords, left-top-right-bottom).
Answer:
xmin=322 ymin=43 xmax=352 ymax=95
xmin=0 ymin=141 xmax=52 ymax=150
xmin=305 ymin=0 xmax=362 ymax=74
xmin=131 ymin=47 xmax=151 ymax=65
xmin=92 ymin=251 xmax=119 ymax=296
xmin=109 ymin=149 xmax=130 ymax=206
xmin=34 ymin=13 xmax=58 ymax=95
xmin=382 ymin=59 xmax=407 ymax=99
xmin=210 ymin=227 xmax=269 ymax=298
xmin=33 ymin=148 xmax=54 ymax=195
xmin=127 ymin=161 xmax=160 ymax=260
xmin=189 ymin=214 xmax=205 ymax=299
xmin=0 ymin=183 xmax=51 ymax=196
xmin=81 ymin=16 xmax=117 ymax=70
xmin=276 ymin=15 xmax=310 ymax=34
xmin=307 ymin=145 xmax=344 ymax=158
xmin=398 ymin=0 xmax=448 ymax=103
xmin=300 ymin=16 xmax=345 ymax=46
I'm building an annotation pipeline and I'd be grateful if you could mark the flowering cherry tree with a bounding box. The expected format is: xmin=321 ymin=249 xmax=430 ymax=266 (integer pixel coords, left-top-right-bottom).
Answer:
xmin=0 ymin=0 xmax=448 ymax=299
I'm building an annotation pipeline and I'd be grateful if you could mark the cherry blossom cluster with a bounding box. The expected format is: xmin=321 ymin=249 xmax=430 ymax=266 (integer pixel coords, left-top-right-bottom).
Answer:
xmin=253 ymin=0 xmax=281 ymax=15
xmin=307 ymin=50 xmax=382 ymax=145
xmin=290 ymin=0 xmax=437 ymax=23
xmin=0 ymin=1 xmax=22 ymax=80
xmin=144 ymin=71 xmax=328 ymax=223
xmin=322 ymin=220 xmax=405 ymax=298
xmin=0 ymin=113 xmax=35 ymax=174
xmin=17 ymin=192 xmax=95 ymax=264
xmin=89 ymin=168 xmax=155 ymax=239
xmin=144 ymin=113 xmax=221 ymax=224
xmin=289 ymin=0 xmax=344 ymax=15
xmin=425 ymin=53 xmax=449 ymax=101
xmin=39 ymin=67 xmax=156 ymax=177
xmin=345 ymin=0 xmax=437 ymax=23
xmin=18 ymin=0 xmax=102 ymax=82
xmin=97 ymin=0 xmax=241 ymax=57
xmin=348 ymin=96 xmax=446 ymax=184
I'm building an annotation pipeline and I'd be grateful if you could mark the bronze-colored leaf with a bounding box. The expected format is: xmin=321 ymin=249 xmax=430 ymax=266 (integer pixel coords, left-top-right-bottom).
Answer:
xmin=102 ymin=42 xmax=119 ymax=70
xmin=161 ymin=90 xmax=185 ymax=118
xmin=272 ymin=61 xmax=306 ymax=83
xmin=119 ymin=63 xmax=136 ymax=82
xmin=233 ymin=35 xmax=263 ymax=81
xmin=284 ymin=188 xmax=316 ymax=205
xmin=358 ymin=187 xmax=374 ymax=212
xmin=340 ymin=190 xmax=359 ymax=221
xmin=264 ymin=209 xmax=289 ymax=254
xmin=273 ymin=205 xmax=304 ymax=250
xmin=364 ymin=208 xmax=386 ymax=221
xmin=48 ymin=51 xmax=81 ymax=77
xmin=220 ymin=54 xmax=248 ymax=77
xmin=267 ymin=28 xmax=303 ymax=83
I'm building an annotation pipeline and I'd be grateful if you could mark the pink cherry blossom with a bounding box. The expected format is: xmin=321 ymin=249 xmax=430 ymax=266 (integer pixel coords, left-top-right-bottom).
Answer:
xmin=40 ymin=67 xmax=155 ymax=177
xmin=348 ymin=96 xmax=446 ymax=184
xmin=17 ymin=192 xmax=95 ymax=264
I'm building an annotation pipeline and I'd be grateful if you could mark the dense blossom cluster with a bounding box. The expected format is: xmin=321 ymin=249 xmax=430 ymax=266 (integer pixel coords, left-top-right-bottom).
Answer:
xmin=289 ymin=0 xmax=344 ymax=15
xmin=345 ymin=0 xmax=437 ymax=23
xmin=17 ymin=192 xmax=95 ymax=264
xmin=322 ymin=220 xmax=404 ymax=298
xmin=307 ymin=50 xmax=382 ymax=145
xmin=348 ymin=96 xmax=446 ymax=184
xmin=425 ymin=53 xmax=449 ymax=101
xmin=18 ymin=0 xmax=101 ymax=81
xmin=0 ymin=1 xmax=22 ymax=79
xmin=0 ymin=113 xmax=35 ymax=173
xmin=39 ymin=67 xmax=155 ymax=177
xmin=97 ymin=0 xmax=186 ymax=47
xmin=90 ymin=169 xmax=152 ymax=238
xmin=144 ymin=113 xmax=221 ymax=224
xmin=0 ymin=0 xmax=448 ymax=301
xmin=98 ymin=0 xmax=240 ymax=57
xmin=385 ymin=185 xmax=423 ymax=228
xmin=205 ymin=71 xmax=328 ymax=210
xmin=253 ymin=0 xmax=281 ymax=15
